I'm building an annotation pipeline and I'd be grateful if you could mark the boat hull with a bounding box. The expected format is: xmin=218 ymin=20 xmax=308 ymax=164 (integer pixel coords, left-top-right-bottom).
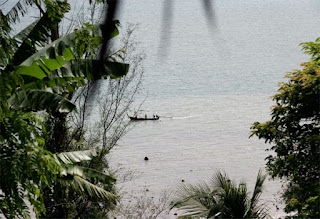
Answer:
xmin=129 ymin=117 xmax=159 ymax=121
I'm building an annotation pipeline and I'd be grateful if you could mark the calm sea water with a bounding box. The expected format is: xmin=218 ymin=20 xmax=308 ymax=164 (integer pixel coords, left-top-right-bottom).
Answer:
xmin=3 ymin=0 xmax=320 ymax=218
xmin=107 ymin=0 xmax=320 ymax=218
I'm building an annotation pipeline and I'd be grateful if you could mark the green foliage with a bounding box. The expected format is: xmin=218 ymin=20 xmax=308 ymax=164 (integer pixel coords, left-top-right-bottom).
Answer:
xmin=56 ymin=149 xmax=117 ymax=202
xmin=0 ymin=109 xmax=117 ymax=218
xmin=2 ymin=4 xmax=127 ymax=114
xmin=45 ymin=0 xmax=70 ymax=25
xmin=9 ymin=90 xmax=76 ymax=113
xmin=0 ymin=0 xmax=128 ymax=217
xmin=10 ymin=1 xmax=70 ymax=67
xmin=251 ymin=38 xmax=320 ymax=218
xmin=9 ymin=22 xmax=127 ymax=113
xmin=4 ymin=0 xmax=34 ymax=23
xmin=0 ymin=11 xmax=17 ymax=68
xmin=73 ymin=23 xmax=105 ymax=58
xmin=56 ymin=149 xmax=100 ymax=164
xmin=0 ymin=110 xmax=60 ymax=217
xmin=171 ymin=170 xmax=270 ymax=218
xmin=300 ymin=37 xmax=320 ymax=61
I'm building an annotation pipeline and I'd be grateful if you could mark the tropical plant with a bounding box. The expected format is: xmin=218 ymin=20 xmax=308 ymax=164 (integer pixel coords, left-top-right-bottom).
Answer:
xmin=0 ymin=0 xmax=128 ymax=217
xmin=39 ymin=148 xmax=117 ymax=218
xmin=171 ymin=170 xmax=270 ymax=218
xmin=251 ymin=38 xmax=320 ymax=218
xmin=0 ymin=109 xmax=60 ymax=217
xmin=62 ymin=22 xmax=146 ymax=218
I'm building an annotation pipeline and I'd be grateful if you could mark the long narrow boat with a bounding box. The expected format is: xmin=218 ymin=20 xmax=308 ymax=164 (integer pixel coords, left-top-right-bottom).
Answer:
xmin=129 ymin=116 xmax=160 ymax=121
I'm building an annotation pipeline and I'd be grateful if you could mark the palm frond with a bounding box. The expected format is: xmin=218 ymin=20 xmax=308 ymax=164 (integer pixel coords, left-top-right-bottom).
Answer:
xmin=14 ymin=18 xmax=40 ymax=43
xmin=8 ymin=89 xmax=76 ymax=113
xmin=68 ymin=175 xmax=116 ymax=202
xmin=207 ymin=203 xmax=224 ymax=218
xmin=4 ymin=0 xmax=34 ymax=23
xmin=171 ymin=181 xmax=215 ymax=217
xmin=250 ymin=169 xmax=267 ymax=210
xmin=222 ymin=182 xmax=249 ymax=218
xmin=56 ymin=149 xmax=99 ymax=164
xmin=210 ymin=171 xmax=234 ymax=194
xmin=173 ymin=181 xmax=212 ymax=205
xmin=175 ymin=200 xmax=208 ymax=217
xmin=172 ymin=170 xmax=270 ymax=219
xmin=252 ymin=202 xmax=272 ymax=219
xmin=61 ymin=164 xmax=115 ymax=184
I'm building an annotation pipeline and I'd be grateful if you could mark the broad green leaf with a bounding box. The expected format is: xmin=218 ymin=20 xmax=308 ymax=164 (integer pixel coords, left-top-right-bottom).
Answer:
xmin=42 ymin=56 xmax=63 ymax=71
xmin=19 ymin=23 xmax=119 ymax=67
xmin=105 ymin=61 xmax=129 ymax=79
xmin=15 ymin=23 xmax=120 ymax=81
xmin=15 ymin=62 xmax=47 ymax=79
xmin=10 ymin=12 xmax=53 ymax=67
xmin=56 ymin=55 xmax=66 ymax=66
xmin=62 ymin=48 xmax=74 ymax=61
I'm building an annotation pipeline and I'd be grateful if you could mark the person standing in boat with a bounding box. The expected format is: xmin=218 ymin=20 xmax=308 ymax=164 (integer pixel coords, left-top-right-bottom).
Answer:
xmin=145 ymin=114 xmax=147 ymax=119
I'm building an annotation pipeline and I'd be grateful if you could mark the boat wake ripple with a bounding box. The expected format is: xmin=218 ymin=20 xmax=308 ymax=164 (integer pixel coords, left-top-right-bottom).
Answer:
xmin=172 ymin=115 xmax=200 ymax=120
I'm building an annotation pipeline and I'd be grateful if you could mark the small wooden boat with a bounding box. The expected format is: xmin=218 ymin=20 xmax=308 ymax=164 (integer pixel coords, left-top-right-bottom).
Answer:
xmin=129 ymin=116 xmax=160 ymax=121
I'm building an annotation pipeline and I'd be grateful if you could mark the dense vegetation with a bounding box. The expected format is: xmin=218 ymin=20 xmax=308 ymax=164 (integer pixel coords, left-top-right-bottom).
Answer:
xmin=1 ymin=0 xmax=319 ymax=218
xmin=251 ymin=38 xmax=320 ymax=218
xmin=171 ymin=170 xmax=270 ymax=218
xmin=0 ymin=0 xmax=130 ymax=217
